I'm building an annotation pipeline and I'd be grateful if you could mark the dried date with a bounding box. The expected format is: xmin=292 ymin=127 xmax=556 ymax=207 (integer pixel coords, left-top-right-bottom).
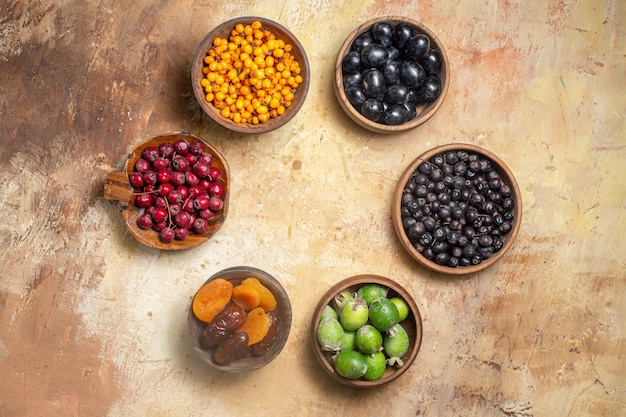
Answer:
xmin=213 ymin=332 xmax=249 ymax=365
xmin=201 ymin=303 xmax=247 ymax=348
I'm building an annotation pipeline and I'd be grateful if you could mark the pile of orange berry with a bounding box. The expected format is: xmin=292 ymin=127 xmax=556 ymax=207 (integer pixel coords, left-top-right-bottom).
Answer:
xmin=200 ymin=20 xmax=304 ymax=125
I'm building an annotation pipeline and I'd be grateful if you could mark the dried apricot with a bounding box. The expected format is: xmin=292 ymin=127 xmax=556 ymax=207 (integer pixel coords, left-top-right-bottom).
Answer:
xmin=235 ymin=306 xmax=271 ymax=346
xmin=241 ymin=277 xmax=277 ymax=311
xmin=232 ymin=284 xmax=261 ymax=310
xmin=192 ymin=278 xmax=233 ymax=323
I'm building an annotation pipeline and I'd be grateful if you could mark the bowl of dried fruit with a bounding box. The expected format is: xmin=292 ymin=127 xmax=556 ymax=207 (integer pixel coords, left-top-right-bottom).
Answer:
xmin=103 ymin=131 xmax=229 ymax=250
xmin=335 ymin=16 xmax=449 ymax=134
xmin=311 ymin=274 xmax=422 ymax=387
xmin=392 ymin=143 xmax=522 ymax=275
xmin=191 ymin=17 xmax=310 ymax=134
xmin=188 ymin=266 xmax=292 ymax=372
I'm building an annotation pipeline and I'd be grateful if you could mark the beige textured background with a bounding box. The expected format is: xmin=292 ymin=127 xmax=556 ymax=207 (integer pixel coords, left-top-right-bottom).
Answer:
xmin=1 ymin=1 xmax=625 ymax=416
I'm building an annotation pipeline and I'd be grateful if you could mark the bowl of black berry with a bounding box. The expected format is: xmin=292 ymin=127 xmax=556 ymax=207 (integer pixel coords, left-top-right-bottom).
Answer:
xmin=335 ymin=16 xmax=449 ymax=134
xmin=392 ymin=144 xmax=522 ymax=275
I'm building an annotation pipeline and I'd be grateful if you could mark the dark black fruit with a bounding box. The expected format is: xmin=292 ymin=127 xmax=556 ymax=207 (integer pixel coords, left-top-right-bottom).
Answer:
xmin=342 ymin=20 xmax=444 ymax=126
xmin=404 ymin=34 xmax=430 ymax=60
xmin=399 ymin=150 xmax=517 ymax=268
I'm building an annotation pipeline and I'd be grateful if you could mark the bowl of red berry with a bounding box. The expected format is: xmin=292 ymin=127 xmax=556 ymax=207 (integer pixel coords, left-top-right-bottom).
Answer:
xmin=335 ymin=16 xmax=449 ymax=134
xmin=392 ymin=143 xmax=522 ymax=275
xmin=311 ymin=274 xmax=422 ymax=387
xmin=104 ymin=131 xmax=229 ymax=250
xmin=192 ymin=17 xmax=310 ymax=134
xmin=188 ymin=266 xmax=292 ymax=372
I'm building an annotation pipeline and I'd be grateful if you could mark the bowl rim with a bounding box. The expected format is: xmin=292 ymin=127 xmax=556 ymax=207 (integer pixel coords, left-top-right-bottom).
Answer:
xmin=187 ymin=265 xmax=293 ymax=372
xmin=191 ymin=16 xmax=310 ymax=134
xmin=392 ymin=143 xmax=523 ymax=275
xmin=334 ymin=16 xmax=450 ymax=134
xmin=310 ymin=274 xmax=423 ymax=387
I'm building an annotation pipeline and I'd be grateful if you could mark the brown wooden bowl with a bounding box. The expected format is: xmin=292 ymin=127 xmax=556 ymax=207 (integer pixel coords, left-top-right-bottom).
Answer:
xmin=334 ymin=16 xmax=449 ymax=134
xmin=392 ymin=143 xmax=522 ymax=275
xmin=188 ymin=266 xmax=292 ymax=372
xmin=311 ymin=274 xmax=422 ymax=387
xmin=191 ymin=17 xmax=310 ymax=134
xmin=103 ymin=131 xmax=229 ymax=250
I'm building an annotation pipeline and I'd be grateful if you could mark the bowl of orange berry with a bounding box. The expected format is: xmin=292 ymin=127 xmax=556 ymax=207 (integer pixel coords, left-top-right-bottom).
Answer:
xmin=187 ymin=266 xmax=292 ymax=372
xmin=191 ymin=17 xmax=310 ymax=134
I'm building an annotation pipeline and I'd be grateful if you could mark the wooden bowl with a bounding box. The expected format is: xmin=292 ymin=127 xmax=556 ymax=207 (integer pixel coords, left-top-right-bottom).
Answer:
xmin=188 ymin=266 xmax=292 ymax=372
xmin=334 ymin=16 xmax=449 ymax=134
xmin=191 ymin=17 xmax=310 ymax=134
xmin=392 ymin=143 xmax=522 ymax=275
xmin=311 ymin=274 xmax=422 ymax=387
xmin=103 ymin=131 xmax=229 ymax=250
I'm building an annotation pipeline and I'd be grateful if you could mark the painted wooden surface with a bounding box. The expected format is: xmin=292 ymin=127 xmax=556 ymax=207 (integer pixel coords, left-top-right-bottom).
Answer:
xmin=1 ymin=1 xmax=624 ymax=416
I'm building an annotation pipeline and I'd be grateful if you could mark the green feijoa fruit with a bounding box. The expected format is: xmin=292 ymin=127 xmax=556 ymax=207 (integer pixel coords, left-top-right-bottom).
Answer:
xmin=363 ymin=351 xmax=387 ymax=381
xmin=339 ymin=297 xmax=369 ymax=331
xmin=320 ymin=304 xmax=338 ymax=322
xmin=390 ymin=296 xmax=409 ymax=321
xmin=355 ymin=324 xmax=383 ymax=354
xmin=384 ymin=323 xmax=410 ymax=366
xmin=369 ymin=297 xmax=400 ymax=332
xmin=332 ymin=290 xmax=354 ymax=312
xmin=334 ymin=350 xmax=368 ymax=379
xmin=357 ymin=284 xmax=389 ymax=306
xmin=340 ymin=330 xmax=356 ymax=351
xmin=317 ymin=317 xmax=344 ymax=352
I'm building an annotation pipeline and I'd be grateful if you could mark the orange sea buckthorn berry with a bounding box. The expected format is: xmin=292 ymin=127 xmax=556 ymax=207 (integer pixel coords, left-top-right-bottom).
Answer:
xmin=201 ymin=20 xmax=303 ymax=124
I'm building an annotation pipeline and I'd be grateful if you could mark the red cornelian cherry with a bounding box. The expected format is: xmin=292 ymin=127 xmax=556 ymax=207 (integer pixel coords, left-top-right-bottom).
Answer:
xmin=130 ymin=138 xmax=225 ymax=243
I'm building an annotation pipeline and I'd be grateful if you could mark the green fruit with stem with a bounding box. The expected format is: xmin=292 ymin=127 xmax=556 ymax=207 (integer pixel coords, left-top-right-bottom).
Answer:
xmin=317 ymin=317 xmax=344 ymax=352
xmin=355 ymin=324 xmax=383 ymax=354
xmin=357 ymin=284 xmax=389 ymax=306
xmin=339 ymin=297 xmax=369 ymax=331
xmin=368 ymin=297 xmax=400 ymax=332
xmin=320 ymin=304 xmax=338 ymax=322
xmin=332 ymin=290 xmax=354 ymax=311
xmin=384 ymin=323 xmax=410 ymax=366
xmin=363 ymin=351 xmax=387 ymax=381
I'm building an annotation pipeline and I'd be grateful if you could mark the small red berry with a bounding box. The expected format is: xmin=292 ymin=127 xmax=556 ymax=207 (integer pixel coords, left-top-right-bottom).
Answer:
xmin=197 ymin=153 xmax=213 ymax=166
xmin=193 ymin=218 xmax=209 ymax=234
xmin=143 ymin=170 xmax=158 ymax=186
xmin=152 ymin=157 xmax=169 ymax=171
xmin=189 ymin=140 xmax=204 ymax=155
xmin=135 ymin=193 xmax=153 ymax=208
xmin=159 ymin=142 xmax=175 ymax=159
xmin=193 ymin=194 xmax=210 ymax=211
xmin=135 ymin=158 xmax=150 ymax=173
xmin=192 ymin=163 xmax=210 ymax=178
xmin=129 ymin=173 xmax=144 ymax=188
xmin=185 ymin=171 xmax=199 ymax=186
xmin=208 ymin=167 xmax=221 ymax=182
xmin=137 ymin=213 xmax=153 ymax=229
xmin=142 ymin=146 xmax=159 ymax=162
xmin=208 ymin=196 xmax=224 ymax=212
xmin=160 ymin=227 xmax=175 ymax=243
xmin=152 ymin=207 xmax=168 ymax=222
xmin=175 ymin=227 xmax=188 ymax=240
xmin=158 ymin=182 xmax=173 ymax=197
xmin=172 ymin=155 xmax=189 ymax=172
xmin=174 ymin=140 xmax=190 ymax=155
xmin=208 ymin=183 xmax=223 ymax=197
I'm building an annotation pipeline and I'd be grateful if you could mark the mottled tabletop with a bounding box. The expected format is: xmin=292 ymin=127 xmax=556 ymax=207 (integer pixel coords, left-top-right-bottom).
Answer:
xmin=1 ymin=1 xmax=625 ymax=416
